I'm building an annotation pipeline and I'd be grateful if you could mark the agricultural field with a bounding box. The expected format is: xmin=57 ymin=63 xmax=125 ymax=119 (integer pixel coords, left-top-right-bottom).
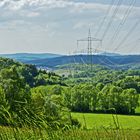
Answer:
xmin=135 ymin=107 xmax=140 ymax=114
xmin=72 ymin=112 xmax=140 ymax=130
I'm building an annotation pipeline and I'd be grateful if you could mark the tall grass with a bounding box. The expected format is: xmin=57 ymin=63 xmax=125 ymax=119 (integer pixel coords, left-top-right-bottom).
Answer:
xmin=0 ymin=126 xmax=140 ymax=140
xmin=0 ymin=114 xmax=140 ymax=140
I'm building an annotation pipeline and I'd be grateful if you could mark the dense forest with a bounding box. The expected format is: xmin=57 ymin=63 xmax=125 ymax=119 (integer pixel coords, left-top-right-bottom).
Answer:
xmin=0 ymin=57 xmax=140 ymax=129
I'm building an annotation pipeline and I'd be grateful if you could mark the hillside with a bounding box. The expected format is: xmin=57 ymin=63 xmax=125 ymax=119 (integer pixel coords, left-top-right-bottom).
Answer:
xmin=25 ymin=54 xmax=140 ymax=68
xmin=1 ymin=53 xmax=140 ymax=69
xmin=0 ymin=53 xmax=62 ymax=63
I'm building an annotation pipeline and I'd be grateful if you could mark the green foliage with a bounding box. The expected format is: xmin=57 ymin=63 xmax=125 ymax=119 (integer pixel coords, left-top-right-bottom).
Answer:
xmin=0 ymin=58 xmax=75 ymax=128
xmin=0 ymin=57 xmax=140 ymax=132
xmin=56 ymin=64 xmax=140 ymax=114
xmin=30 ymin=85 xmax=75 ymax=129
xmin=65 ymin=83 xmax=139 ymax=114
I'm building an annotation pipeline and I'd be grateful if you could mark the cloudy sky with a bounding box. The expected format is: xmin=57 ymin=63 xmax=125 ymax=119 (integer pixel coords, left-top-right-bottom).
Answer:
xmin=0 ymin=0 xmax=139 ymax=54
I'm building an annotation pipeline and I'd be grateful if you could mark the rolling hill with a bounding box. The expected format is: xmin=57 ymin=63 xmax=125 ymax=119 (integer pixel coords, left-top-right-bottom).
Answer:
xmin=1 ymin=53 xmax=140 ymax=69
xmin=0 ymin=53 xmax=62 ymax=63
xmin=25 ymin=54 xmax=140 ymax=69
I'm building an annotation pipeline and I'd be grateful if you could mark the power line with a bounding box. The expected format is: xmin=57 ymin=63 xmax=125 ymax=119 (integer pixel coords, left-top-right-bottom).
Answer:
xmin=93 ymin=0 xmax=123 ymax=69
xmin=102 ymin=0 xmax=139 ymax=68
xmin=77 ymin=29 xmax=102 ymax=71
xmin=96 ymin=56 xmax=115 ymax=68
xmin=101 ymin=0 xmax=123 ymax=41
xmin=94 ymin=0 xmax=116 ymax=37
xmin=85 ymin=0 xmax=123 ymax=69
xmin=109 ymin=0 xmax=136 ymax=46
xmin=128 ymin=38 xmax=140 ymax=53
xmin=114 ymin=38 xmax=140 ymax=65
xmin=113 ymin=19 xmax=140 ymax=52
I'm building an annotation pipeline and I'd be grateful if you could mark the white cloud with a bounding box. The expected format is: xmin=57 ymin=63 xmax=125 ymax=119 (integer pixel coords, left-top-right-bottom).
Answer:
xmin=5 ymin=0 xmax=26 ymax=10
xmin=0 ymin=0 xmax=7 ymax=7
xmin=21 ymin=11 xmax=40 ymax=17
xmin=0 ymin=0 xmax=139 ymax=35
xmin=0 ymin=19 xmax=32 ymax=30
xmin=0 ymin=0 xmax=74 ymax=10
xmin=0 ymin=0 xmax=139 ymax=19
xmin=0 ymin=0 xmax=139 ymax=54
xmin=73 ymin=21 xmax=95 ymax=29
xmin=27 ymin=11 xmax=40 ymax=17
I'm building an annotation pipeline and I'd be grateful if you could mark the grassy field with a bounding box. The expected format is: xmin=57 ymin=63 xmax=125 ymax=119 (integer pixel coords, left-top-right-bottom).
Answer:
xmin=1 ymin=126 xmax=140 ymax=140
xmin=1 ymin=112 xmax=140 ymax=140
xmin=72 ymin=113 xmax=140 ymax=130
xmin=136 ymin=107 xmax=140 ymax=114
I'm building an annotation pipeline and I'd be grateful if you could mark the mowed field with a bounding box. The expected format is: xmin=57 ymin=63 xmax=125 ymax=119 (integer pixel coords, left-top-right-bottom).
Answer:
xmin=72 ymin=112 xmax=140 ymax=130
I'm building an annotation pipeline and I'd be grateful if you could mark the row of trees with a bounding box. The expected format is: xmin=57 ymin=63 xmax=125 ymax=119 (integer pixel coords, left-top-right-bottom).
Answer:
xmin=61 ymin=64 xmax=140 ymax=114
xmin=64 ymin=83 xmax=139 ymax=114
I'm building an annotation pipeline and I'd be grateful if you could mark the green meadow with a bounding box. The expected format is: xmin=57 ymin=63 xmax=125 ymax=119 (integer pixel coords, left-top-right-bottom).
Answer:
xmin=72 ymin=113 xmax=140 ymax=130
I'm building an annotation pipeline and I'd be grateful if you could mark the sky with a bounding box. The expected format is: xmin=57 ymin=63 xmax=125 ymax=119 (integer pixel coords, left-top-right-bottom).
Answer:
xmin=0 ymin=0 xmax=140 ymax=55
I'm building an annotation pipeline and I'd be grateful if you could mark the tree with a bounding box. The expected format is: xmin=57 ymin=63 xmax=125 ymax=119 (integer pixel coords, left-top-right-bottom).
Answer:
xmin=31 ymin=85 xmax=73 ymax=128
xmin=122 ymin=88 xmax=139 ymax=114
xmin=0 ymin=66 xmax=31 ymax=125
xmin=0 ymin=87 xmax=11 ymax=125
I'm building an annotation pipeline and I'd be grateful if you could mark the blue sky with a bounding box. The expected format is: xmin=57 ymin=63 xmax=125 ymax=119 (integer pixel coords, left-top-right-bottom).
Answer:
xmin=0 ymin=0 xmax=139 ymax=54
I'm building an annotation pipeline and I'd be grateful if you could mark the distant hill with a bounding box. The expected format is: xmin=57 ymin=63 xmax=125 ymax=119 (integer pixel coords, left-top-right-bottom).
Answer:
xmin=25 ymin=54 xmax=140 ymax=68
xmin=99 ymin=52 xmax=121 ymax=56
xmin=1 ymin=53 xmax=140 ymax=69
xmin=0 ymin=53 xmax=62 ymax=63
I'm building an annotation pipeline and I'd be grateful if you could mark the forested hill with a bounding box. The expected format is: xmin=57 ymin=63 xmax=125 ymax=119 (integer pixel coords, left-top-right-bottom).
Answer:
xmin=0 ymin=53 xmax=62 ymax=63
xmin=1 ymin=53 xmax=140 ymax=68
xmin=0 ymin=57 xmax=65 ymax=87
xmin=25 ymin=54 xmax=140 ymax=68
xmin=0 ymin=57 xmax=77 ymax=127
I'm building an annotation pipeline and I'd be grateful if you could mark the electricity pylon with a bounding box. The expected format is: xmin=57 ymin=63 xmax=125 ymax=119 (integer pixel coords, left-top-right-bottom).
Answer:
xmin=77 ymin=29 xmax=102 ymax=71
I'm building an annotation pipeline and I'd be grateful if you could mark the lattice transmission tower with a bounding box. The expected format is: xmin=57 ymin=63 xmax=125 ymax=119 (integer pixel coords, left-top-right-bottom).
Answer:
xmin=77 ymin=29 xmax=102 ymax=71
